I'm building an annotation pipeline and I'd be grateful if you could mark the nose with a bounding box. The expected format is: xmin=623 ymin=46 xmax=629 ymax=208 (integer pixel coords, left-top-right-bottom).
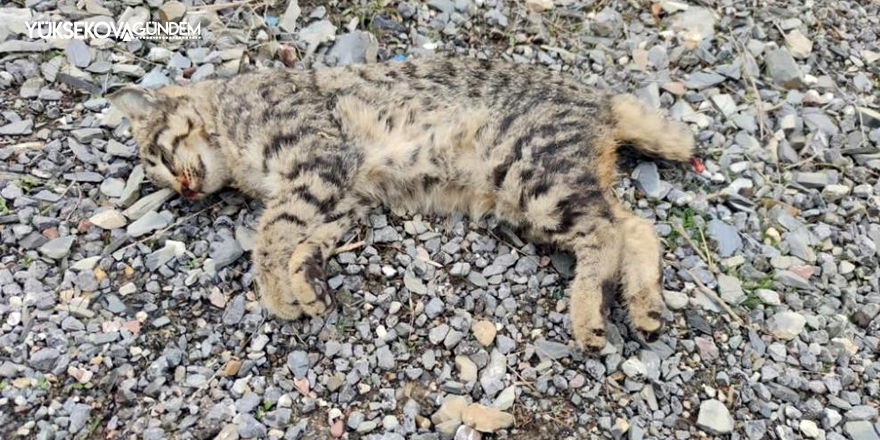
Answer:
xmin=178 ymin=176 xmax=191 ymax=190
xmin=177 ymin=176 xmax=200 ymax=199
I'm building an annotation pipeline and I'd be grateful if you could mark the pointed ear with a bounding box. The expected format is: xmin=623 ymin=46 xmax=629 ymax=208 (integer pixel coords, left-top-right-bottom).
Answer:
xmin=108 ymin=86 xmax=160 ymax=120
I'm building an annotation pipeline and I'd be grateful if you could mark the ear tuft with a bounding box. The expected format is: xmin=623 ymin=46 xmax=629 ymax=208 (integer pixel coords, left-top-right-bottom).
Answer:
xmin=108 ymin=86 xmax=160 ymax=120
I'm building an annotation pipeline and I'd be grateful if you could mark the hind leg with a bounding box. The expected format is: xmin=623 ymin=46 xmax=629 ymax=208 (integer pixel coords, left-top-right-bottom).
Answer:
xmin=616 ymin=208 xmax=668 ymax=337
xmin=566 ymin=222 xmax=622 ymax=350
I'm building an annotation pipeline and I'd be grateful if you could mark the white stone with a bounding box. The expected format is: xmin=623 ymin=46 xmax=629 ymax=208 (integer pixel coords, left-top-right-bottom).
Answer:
xmin=279 ymin=0 xmax=300 ymax=32
xmin=696 ymin=399 xmax=733 ymax=434
xmin=767 ymin=311 xmax=807 ymax=341
xmin=785 ymin=29 xmax=813 ymax=59
xmin=90 ymin=209 xmax=127 ymax=229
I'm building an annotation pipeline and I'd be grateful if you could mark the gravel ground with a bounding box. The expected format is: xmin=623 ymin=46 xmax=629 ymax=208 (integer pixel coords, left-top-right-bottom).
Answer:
xmin=1 ymin=0 xmax=880 ymax=439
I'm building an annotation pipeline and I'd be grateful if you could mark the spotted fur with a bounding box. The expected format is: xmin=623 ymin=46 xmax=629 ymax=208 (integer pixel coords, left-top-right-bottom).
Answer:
xmin=109 ymin=56 xmax=694 ymax=350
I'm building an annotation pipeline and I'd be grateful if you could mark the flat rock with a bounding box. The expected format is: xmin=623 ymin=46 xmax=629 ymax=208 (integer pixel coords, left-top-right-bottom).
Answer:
xmin=432 ymin=396 xmax=468 ymax=425
xmin=0 ymin=119 xmax=34 ymax=135
xmin=707 ymin=220 xmax=742 ymax=257
xmin=767 ymin=311 xmax=807 ymax=340
xmin=29 ymin=347 xmax=60 ymax=371
xmin=717 ymin=274 xmax=745 ymax=305
xmin=328 ymin=31 xmax=378 ymax=66
xmin=685 ymin=71 xmax=726 ymax=89
xmin=65 ymin=39 xmax=91 ymax=68
xmin=0 ymin=40 xmax=50 ymax=53
xmin=633 ymin=162 xmax=671 ymax=200
xmin=765 ymin=48 xmax=804 ymax=89
xmin=279 ymin=0 xmax=300 ymax=32
xmin=844 ymin=421 xmax=880 ymax=440
xmin=461 ymin=404 xmax=514 ymax=433
xmin=127 ymin=211 xmax=169 ymax=237
xmin=123 ymin=189 xmax=174 ymax=220
xmin=696 ymin=399 xmax=733 ymax=434
xmin=455 ymin=355 xmax=477 ymax=382
xmin=90 ymin=209 xmax=127 ymax=229
xmin=670 ymin=7 xmax=716 ymax=42
xmin=159 ymin=1 xmax=186 ymax=22
xmin=710 ymin=94 xmax=737 ymax=117
xmin=785 ymin=29 xmax=813 ymax=59
xmin=299 ymin=20 xmax=336 ymax=48
xmin=39 ymin=235 xmax=76 ymax=259
xmin=472 ymin=320 xmax=497 ymax=347
xmin=210 ymin=230 xmax=244 ymax=270
xmin=534 ymin=338 xmax=571 ymax=361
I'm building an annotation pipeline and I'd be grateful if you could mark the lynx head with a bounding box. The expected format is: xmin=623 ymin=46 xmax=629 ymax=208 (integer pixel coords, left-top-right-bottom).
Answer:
xmin=109 ymin=85 xmax=228 ymax=199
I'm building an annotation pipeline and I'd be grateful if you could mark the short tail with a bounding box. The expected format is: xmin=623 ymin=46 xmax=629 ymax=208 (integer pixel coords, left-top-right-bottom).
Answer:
xmin=610 ymin=94 xmax=695 ymax=162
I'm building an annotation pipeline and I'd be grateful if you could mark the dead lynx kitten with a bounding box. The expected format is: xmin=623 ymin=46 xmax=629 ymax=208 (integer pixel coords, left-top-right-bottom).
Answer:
xmin=109 ymin=56 xmax=694 ymax=350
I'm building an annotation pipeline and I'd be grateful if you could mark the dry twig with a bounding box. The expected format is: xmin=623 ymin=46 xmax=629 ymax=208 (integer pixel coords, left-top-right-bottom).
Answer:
xmin=685 ymin=268 xmax=746 ymax=326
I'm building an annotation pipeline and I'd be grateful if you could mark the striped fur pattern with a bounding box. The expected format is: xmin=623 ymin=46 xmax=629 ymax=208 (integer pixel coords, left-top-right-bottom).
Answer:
xmin=109 ymin=56 xmax=694 ymax=350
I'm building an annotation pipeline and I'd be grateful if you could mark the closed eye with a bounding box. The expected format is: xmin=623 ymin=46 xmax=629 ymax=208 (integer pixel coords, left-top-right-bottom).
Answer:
xmin=158 ymin=150 xmax=176 ymax=174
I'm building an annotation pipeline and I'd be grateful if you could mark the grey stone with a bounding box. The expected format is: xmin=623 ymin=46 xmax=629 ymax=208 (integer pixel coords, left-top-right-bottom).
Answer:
xmin=404 ymin=270 xmax=428 ymax=294
xmin=710 ymin=94 xmax=737 ymax=117
xmin=146 ymin=240 xmax=186 ymax=271
xmin=39 ymin=236 xmax=76 ymax=259
xmin=535 ymin=338 xmax=571 ymax=361
xmin=210 ymin=230 xmax=244 ymax=270
xmin=123 ymin=189 xmax=174 ymax=220
xmin=685 ymin=71 xmax=726 ymax=89
xmin=844 ymin=421 xmax=879 ymax=440
xmin=237 ymin=414 xmax=267 ymax=438
xmin=71 ymin=128 xmax=103 ymax=143
xmin=64 ymin=171 xmax=104 ymax=183
xmin=696 ymin=399 xmax=733 ymax=434
xmin=299 ymin=20 xmax=336 ymax=48
xmin=0 ymin=40 xmax=51 ymax=53
xmin=29 ymin=347 xmax=60 ymax=371
xmin=803 ymin=108 xmax=839 ymax=136
xmin=633 ymin=162 xmax=671 ymax=200
xmin=328 ymin=31 xmax=378 ymax=66
xmin=222 ymin=295 xmax=246 ymax=325
xmin=767 ymin=311 xmax=806 ymax=340
xmin=480 ymin=349 xmax=506 ymax=397
xmin=100 ymin=178 xmax=125 ymax=198
xmin=287 ymin=350 xmax=310 ymax=377
xmin=279 ymin=0 xmax=301 ymax=32
xmin=592 ymin=7 xmax=623 ymax=37
xmin=376 ymin=345 xmax=395 ymax=370
xmin=127 ymin=211 xmax=169 ymax=237
xmin=69 ymin=403 xmax=91 ymax=434
xmin=429 ymin=324 xmax=450 ymax=344
xmin=707 ymin=220 xmax=742 ymax=257
xmin=65 ymin=39 xmax=91 ymax=68
xmin=845 ymin=406 xmax=879 ymax=422
xmin=775 ymin=270 xmax=812 ymax=289
xmin=0 ymin=119 xmax=34 ymax=135
xmin=717 ymin=274 xmax=745 ymax=305
xmin=670 ymin=7 xmax=716 ymax=41
xmin=140 ymin=69 xmax=171 ymax=88
xmin=765 ymin=48 xmax=804 ymax=89
xmin=373 ymin=225 xmax=401 ymax=243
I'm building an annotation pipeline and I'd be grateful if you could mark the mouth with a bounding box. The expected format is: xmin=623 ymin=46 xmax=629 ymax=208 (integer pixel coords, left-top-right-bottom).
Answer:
xmin=181 ymin=187 xmax=203 ymax=200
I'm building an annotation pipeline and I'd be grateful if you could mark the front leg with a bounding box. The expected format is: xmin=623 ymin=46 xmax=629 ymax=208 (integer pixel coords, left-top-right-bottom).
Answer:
xmin=254 ymin=164 xmax=365 ymax=319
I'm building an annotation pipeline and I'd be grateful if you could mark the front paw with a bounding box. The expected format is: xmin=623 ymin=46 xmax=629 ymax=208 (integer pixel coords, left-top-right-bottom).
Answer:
xmin=628 ymin=292 xmax=668 ymax=341
xmin=289 ymin=247 xmax=335 ymax=316
xmin=571 ymin=303 xmax=608 ymax=352
xmin=573 ymin=324 xmax=608 ymax=352
xmin=259 ymin=279 xmax=304 ymax=320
